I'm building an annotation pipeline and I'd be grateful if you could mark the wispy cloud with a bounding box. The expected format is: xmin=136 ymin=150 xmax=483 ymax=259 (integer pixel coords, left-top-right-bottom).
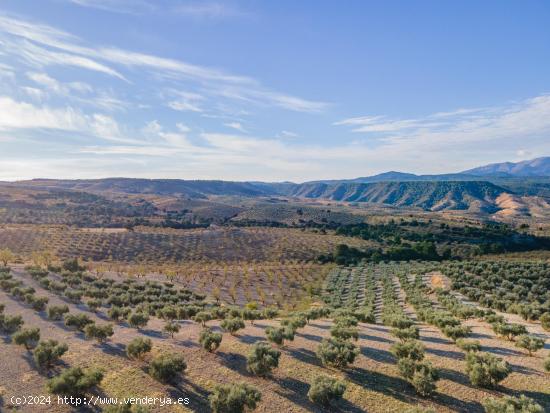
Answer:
xmin=67 ymin=0 xmax=154 ymax=14
xmin=0 ymin=13 xmax=325 ymax=113
xmin=224 ymin=121 xmax=247 ymax=133
xmin=335 ymin=96 xmax=550 ymax=146
xmin=174 ymin=2 xmax=250 ymax=20
xmin=0 ymin=95 xmax=135 ymax=143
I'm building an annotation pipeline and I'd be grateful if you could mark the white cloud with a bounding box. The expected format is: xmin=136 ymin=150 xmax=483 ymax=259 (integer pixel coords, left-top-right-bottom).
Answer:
xmin=22 ymin=86 xmax=45 ymax=101
xmin=278 ymin=130 xmax=299 ymax=139
xmin=224 ymin=122 xmax=246 ymax=133
xmin=174 ymin=2 xmax=249 ymax=19
xmin=0 ymin=95 xmax=136 ymax=144
xmin=67 ymin=0 xmax=154 ymax=14
xmin=0 ymin=96 xmax=86 ymax=130
xmin=336 ymin=95 xmax=550 ymax=147
xmin=0 ymin=14 xmax=327 ymax=113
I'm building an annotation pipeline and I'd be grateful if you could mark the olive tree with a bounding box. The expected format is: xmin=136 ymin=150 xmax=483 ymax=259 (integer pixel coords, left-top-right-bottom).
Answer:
xmin=199 ymin=328 xmax=222 ymax=352
xmin=149 ymin=353 xmax=186 ymax=383
xmin=246 ymin=342 xmax=281 ymax=377
xmin=33 ymin=340 xmax=68 ymax=370
xmin=307 ymin=375 xmax=346 ymax=406
xmin=209 ymin=382 xmax=261 ymax=413
xmin=126 ymin=337 xmax=152 ymax=360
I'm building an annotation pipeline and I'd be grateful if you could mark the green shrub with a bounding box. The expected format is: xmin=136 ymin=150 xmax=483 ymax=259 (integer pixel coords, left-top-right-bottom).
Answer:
xmin=483 ymin=395 xmax=543 ymax=413
xmin=12 ymin=327 xmax=40 ymax=350
xmin=220 ymin=318 xmax=245 ymax=335
xmin=514 ymin=335 xmax=545 ymax=356
xmin=397 ymin=359 xmax=439 ymax=396
xmin=108 ymin=306 xmax=130 ymax=321
xmin=388 ymin=317 xmax=414 ymax=329
xmin=149 ymin=353 xmax=186 ymax=383
xmin=265 ymin=326 xmax=285 ymax=346
xmin=391 ymin=326 xmax=419 ymax=342
xmin=199 ymin=328 xmax=222 ymax=352
xmin=163 ymin=321 xmax=180 ymax=338
xmin=391 ymin=340 xmax=425 ymax=361
xmin=47 ymin=367 xmax=103 ymax=397
xmin=64 ymin=313 xmax=93 ymax=331
xmin=209 ymin=382 xmax=261 ymax=413
xmin=330 ymin=324 xmax=358 ymax=341
xmin=33 ymin=340 xmax=68 ymax=370
xmin=492 ymin=322 xmax=527 ymax=341
xmin=246 ymin=342 xmax=281 ymax=376
xmin=455 ymin=339 xmax=481 ymax=352
xmin=544 ymin=356 xmax=550 ymax=372
xmin=1 ymin=314 xmax=24 ymax=333
xmin=193 ymin=311 xmax=212 ymax=327
xmin=411 ymin=363 xmax=438 ymax=397
xmin=84 ymin=323 xmax=114 ymax=343
xmin=316 ymin=338 xmax=358 ymax=369
xmin=465 ymin=352 xmax=510 ymax=388
xmin=126 ymin=337 xmax=152 ymax=360
xmin=307 ymin=375 xmax=346 ymax=406
xmin=262 ymin=307 xmax=279 ymax=319
xmin=128 ymin=312 xmax=149 ymax=329
xmin=47 ymin=305 xmax=69 ymax=320
xmin=30 ymin=296 xmax=49 ymax=312
xmin=442 ymin=325 xmax=471 ymax=341
xmin=241 ymin=308 xmax=262 ymax=325
xmin=87 ymin=299 xmax=102 ymax=312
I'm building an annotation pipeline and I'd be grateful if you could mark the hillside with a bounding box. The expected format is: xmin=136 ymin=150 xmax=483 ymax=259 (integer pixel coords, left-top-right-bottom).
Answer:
xmin=14 ymin=178 xmax=278 ymax=198
xmin=286 ymin=181 xmax=508 ymax=212
xmin=462 ymin=156 xmax=550 ymax=177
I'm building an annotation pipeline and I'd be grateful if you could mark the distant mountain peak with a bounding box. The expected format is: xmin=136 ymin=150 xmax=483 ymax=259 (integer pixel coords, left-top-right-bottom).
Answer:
xmin=462 ymin=156 xmax=550 ymax=177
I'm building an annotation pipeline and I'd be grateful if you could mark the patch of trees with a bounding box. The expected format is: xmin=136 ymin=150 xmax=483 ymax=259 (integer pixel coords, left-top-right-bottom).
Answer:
xmin=320 ymin=242 xmax=443 ymax=265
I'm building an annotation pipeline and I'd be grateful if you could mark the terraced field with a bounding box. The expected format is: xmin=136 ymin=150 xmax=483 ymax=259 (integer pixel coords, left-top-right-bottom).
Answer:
xmin=0 ymin=226 xmax=372 ymax=263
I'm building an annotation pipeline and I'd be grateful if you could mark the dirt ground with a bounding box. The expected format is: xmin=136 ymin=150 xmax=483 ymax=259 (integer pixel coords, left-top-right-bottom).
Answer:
xmin=0 ymin=267 xmax=548 ymax=413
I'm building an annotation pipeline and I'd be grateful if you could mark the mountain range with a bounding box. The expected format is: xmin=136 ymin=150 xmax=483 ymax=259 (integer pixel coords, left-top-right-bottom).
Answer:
xmin=5 ymin=156 xmax=550 ymax=215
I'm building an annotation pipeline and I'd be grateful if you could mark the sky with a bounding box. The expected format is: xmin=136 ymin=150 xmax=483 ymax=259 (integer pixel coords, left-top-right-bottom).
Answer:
xmin=0 ymin=0 xmax=549 ymax=182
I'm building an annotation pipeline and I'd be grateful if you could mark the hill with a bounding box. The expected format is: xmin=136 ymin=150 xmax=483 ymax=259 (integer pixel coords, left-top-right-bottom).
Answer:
xmin=462 ymin=156 xmax=550 ymax=177
xmin=285 ymin=181 xmax=508 ymax=212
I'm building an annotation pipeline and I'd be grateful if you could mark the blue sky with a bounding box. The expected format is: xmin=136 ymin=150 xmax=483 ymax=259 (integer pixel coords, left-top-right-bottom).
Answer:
xmin=0 ymin=0 xmax=549 ymax=182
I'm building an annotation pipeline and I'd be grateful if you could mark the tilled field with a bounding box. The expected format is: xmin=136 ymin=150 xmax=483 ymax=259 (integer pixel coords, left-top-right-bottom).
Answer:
xmin=0 ymin=264 xmax=549 ymax=413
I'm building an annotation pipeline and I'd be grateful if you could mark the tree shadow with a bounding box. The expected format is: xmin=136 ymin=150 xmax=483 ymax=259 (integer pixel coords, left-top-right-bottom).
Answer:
xmin=360 ymin=346 xmax=395 ymax=364
xmin=508 ymin=363 xmax=538 ymax=375
xmin=513 ymin=389 xmax=550 ymax=410
xmin=425 ymin=347 xmax=464 ymax=361
xmin=99 ymin=341 xmax=126 ymax=357
xmin=481 ymin=345 xmax=523 ymax=357
xmin=469 ymin=332 xmax=493 ymax=340
xmin=237 ymin=334 xmax=264 ymax=344
xmin=308 ymin=322 xmax=330 ymax=330
xmin=216 ymin=351 xmax=251 ymax=377
xmin=273 ymin=376 xmax=318 ymax=412
xmin=368 ymin=325 xmax=391 ymax=333
xmin=170 ymin=377 xmax=211 ymax=413
xmin=175 ymin=338 xmax=200 ymax=348
xmin=359 ymin=333 xmax=393 ymax=344
xmin=284 ymin=347 xmax=322 ymax=367
xmin=420 ymin=335 xmax=453 ymax=345
xmin=346 ymin=367 xmax=419 ymax=404
xmin=140 ymin=328 xmax=164 ymax=339
xmin=438 ymin=367 xmax=473 ymax=387
xmin=431 ymin=391 xmax=484 ymax=412
xmin=296 ymin=332 xmax=323 ymax=343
